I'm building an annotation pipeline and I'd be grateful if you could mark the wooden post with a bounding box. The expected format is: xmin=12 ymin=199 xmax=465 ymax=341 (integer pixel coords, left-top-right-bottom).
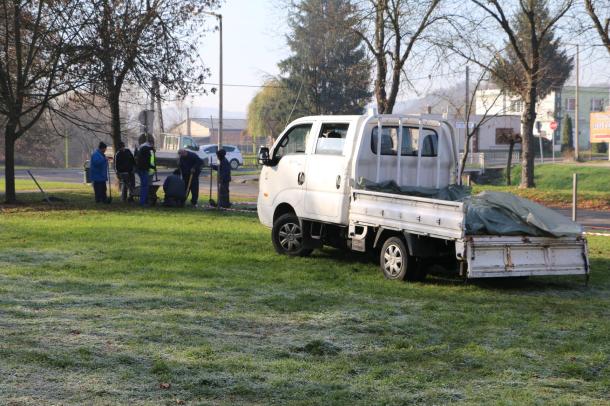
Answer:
xmin=572 ymin=173 xmax=578 ymax=222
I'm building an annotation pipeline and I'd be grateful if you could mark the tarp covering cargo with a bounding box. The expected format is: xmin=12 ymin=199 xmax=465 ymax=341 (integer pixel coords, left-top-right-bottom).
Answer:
xmin=356 ymin=179 xmax=582 ymax=238
xmin=356 ymin=179 xmax=471 ymax=201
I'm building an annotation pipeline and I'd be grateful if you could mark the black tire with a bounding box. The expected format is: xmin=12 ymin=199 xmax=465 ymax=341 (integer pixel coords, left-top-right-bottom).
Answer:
xmin=230 ymin=159 xmax=239 ymax=170
xmin=379 ymin=236 xmax=420 ymax=281
xmin=272 ymin=213 xmax=313 ymax=257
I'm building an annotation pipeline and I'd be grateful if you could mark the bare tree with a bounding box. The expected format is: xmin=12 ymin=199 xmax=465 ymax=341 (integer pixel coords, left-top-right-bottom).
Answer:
xmin=0 ymin=1 xmax=89 ymax=203
xmin=585 ymin=0 xmax=610 ymax=53
xmin=448 ymin=0 xmax=574 ymax=188
xmin=82 ymin=0 xmax=219 ymax=150
xmin=354 ymin=0 xmax=443 ymax=113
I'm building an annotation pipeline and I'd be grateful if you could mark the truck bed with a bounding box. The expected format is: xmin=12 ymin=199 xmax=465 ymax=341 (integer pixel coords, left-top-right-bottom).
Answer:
xmin=350 ymin=189 xmax=466 ymax=240
xmin=350 ymin=189 xmax=590 ymax=279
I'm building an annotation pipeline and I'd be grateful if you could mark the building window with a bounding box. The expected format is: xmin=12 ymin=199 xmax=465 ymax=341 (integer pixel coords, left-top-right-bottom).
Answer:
xmin=591 ymin=98 xmax=605 ymax=112
xmin=509 ymin=100 xmax=523 ymax=113
xmin=495 ymin=128 xmax=519 ymax=145
xmin=566 ymin=98 xmax=576 ymax=111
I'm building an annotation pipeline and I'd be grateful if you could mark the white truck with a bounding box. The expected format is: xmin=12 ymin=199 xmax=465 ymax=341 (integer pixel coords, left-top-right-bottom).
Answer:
xmin=257 ymin=112 xmax=590 ymax=281
xmin=155 ymin=134 xmax=207 ymax=167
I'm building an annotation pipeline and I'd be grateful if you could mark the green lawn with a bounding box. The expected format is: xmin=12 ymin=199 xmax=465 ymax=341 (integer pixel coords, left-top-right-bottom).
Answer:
xmin=474 ymin=163 xmax=610 ymax=209
xmin=0 ymin=196 xmax=608 ymax=404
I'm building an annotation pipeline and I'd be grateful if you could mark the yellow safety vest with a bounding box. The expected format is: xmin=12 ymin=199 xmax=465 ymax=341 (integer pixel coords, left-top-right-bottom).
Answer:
xmin=149 ymin=150 xmax=156 ymax=175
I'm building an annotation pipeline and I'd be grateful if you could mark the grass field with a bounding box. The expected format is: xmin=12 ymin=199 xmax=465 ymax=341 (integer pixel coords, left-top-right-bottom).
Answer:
xmin=1 ymin=196 xmax=609 ymax=405
xmin=474 ymin=163 xmax=610 ymax=209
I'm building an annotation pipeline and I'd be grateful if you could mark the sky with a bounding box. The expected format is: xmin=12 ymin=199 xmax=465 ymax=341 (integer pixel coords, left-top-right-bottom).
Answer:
xmin=184 ymin=0 xmax=610 ymax=119
xmin=190 ymin=0 xmax=288 ymax=117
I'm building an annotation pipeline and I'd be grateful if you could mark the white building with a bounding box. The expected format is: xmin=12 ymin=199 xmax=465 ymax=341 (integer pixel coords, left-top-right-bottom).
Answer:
xmin=476 ymin=85 xmax=610 ymax=149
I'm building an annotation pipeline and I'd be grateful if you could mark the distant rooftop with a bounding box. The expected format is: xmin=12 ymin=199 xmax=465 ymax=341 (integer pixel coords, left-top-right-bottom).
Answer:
xmin=190 ymin=118 xmax=247 ymax=131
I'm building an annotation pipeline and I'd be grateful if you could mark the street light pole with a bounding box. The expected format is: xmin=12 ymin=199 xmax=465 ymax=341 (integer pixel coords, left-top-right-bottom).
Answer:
xmin=203 ymin=11 xmax=223 ymax=149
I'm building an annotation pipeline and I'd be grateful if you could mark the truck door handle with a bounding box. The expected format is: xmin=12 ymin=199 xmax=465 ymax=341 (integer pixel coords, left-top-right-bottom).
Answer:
xmin=336 ymin=175 xmax=341 ymax=189
xmin=298 ymin=172 xmax=305 ymax=185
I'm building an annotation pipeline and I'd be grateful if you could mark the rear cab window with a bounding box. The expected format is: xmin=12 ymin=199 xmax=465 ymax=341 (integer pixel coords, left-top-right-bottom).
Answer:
xmin=371 ymin=126 xmax=438 ymax=157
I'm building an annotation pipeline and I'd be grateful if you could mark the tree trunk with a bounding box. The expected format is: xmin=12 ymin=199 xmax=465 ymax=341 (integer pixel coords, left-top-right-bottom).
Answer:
xmin=506 ymin=139 xmax=515 ymax=186
xmin=108 ymin=90 xmax=122 ymax=150
xmin=520 ymin=97 xmax=536 ymax=188
xmin=4 ymin=124 xmax=17 ymax=203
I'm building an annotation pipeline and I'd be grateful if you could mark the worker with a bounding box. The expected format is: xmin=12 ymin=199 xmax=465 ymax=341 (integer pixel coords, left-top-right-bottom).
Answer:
xmin=211 ymin=148 xmax=231 ymax=208
xmin=178 ymin=148 xmax=203 ymax=207
xmin=135 ymin=134 xmax=156 ymax=206
xmin=114 ymin=141 xmax=135 ymax=202
xmin=163 ymin=169 xmax=187 ymax=207
xmin=90 ymin=141 xmax=110 ymax=203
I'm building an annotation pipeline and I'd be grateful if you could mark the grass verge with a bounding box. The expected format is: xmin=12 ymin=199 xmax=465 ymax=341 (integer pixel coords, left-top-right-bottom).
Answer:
xmin=475 ymin=163 xmax=610 ymax=209
xmin=0 ymin=195 xmax=608 ymax=404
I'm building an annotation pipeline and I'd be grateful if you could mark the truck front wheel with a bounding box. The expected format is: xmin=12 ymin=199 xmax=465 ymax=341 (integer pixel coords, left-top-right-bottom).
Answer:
xmin=380 ymin=236 xmax=419 ymax=281
xmin=272 ymin=213 xmax=313 ymax=257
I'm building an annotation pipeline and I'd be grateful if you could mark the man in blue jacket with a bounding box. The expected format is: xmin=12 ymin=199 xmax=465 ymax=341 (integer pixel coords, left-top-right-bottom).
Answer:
xmin=90 ymin=142 xmax=110 ymax=203
xmin=178 ymin=149 xmax=203 ymax=206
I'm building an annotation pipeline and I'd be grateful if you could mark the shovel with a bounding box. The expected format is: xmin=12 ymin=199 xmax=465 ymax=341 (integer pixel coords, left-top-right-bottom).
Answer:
xmin=106 ymin=162 xmax=113 ymax=203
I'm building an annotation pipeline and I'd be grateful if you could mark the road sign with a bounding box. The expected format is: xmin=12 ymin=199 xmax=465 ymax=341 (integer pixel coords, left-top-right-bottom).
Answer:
xmin=455 ymin=121 xmax=475 ymax=129
xmin=590 ymin=112 xmax=610 ymax=142
xmin=550 ymin=121 xmax=558 ymax=131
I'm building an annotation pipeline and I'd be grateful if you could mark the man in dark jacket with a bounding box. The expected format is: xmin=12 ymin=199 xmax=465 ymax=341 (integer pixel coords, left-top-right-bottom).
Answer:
xmin=135 ymin=134 xmax=156 ymax=206
xmin=90 ymin=142 xmax=110 ymax=203
xmin=163 ymin=169 xmax=186 ymax=207
xmin=211 ymin=148 xmax=231 ymax=208
xmin=114 ymin=141 xmax=136 ymax=202
xmin=178 ymin=149 xmax=203 ymax=206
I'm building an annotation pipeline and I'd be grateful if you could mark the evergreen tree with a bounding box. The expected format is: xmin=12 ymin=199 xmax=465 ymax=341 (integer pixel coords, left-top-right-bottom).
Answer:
xmin=561 ymin=114 xmax=573 ymax=153
xmin=279 ymin=0 xmax=372 ymax=115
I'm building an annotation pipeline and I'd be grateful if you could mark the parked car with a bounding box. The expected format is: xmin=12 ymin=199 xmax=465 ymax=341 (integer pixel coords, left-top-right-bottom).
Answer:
xmin=199 ymin=144 xmax=244 ymax=169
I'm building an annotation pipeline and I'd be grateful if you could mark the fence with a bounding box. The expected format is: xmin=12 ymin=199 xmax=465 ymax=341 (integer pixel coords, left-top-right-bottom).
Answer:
xmin=459 ymin=151 xmax=521 ymax=173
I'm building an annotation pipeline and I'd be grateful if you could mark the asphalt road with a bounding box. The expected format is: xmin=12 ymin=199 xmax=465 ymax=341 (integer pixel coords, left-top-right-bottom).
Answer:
xmin=2 ymin=168 xmax=609 ymax=231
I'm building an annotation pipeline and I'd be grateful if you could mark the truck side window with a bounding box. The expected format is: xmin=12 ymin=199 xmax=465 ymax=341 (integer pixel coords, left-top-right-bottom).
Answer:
xmin=315 ymin=123 xmax=349 ymax=155
xmin=274 ymin=124 xmax=312 ymax=160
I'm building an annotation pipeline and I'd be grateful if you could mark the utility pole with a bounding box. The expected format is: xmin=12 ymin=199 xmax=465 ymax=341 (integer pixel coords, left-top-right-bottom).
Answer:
xmin=153 ymin=76 xmax=164 ymax=133
xmin=186 ymin=107 xmax=191 ymax=136
xmin=574 ymin=44 xmax=580 ymax=160
xmin=218 ymin=13 xmax=223 ymax=148
xmin=64 ymin=130 xmax=69 ymax=169
xmin=463 ymin=65 xmax=470 ymax=154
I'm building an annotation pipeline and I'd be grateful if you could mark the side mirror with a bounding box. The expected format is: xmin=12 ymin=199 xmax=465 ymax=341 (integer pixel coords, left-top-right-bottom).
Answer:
xmin=258 ymin=147 xmax=271 ymax=166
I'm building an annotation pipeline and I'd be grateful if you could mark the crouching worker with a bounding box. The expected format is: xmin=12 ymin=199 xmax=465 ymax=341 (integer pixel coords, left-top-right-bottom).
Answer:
xmin=211 ymin=148 xmax=231 ymax=208
xmin=163 ymin=169 xmax=186 ymax=207
xmin=178 ymin=149 xmax=203 ymax=207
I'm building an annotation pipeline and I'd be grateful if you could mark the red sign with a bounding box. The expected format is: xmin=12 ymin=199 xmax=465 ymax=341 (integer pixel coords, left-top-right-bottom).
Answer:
xmin=550 ymin=121 xmax=558 ymax=130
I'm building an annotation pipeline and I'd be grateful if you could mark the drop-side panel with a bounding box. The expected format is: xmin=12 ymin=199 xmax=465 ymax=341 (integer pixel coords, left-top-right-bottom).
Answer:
xmin=465 ymin=236 xmax=589 ymax=278
xmin=349 ymin=190 xmax=466 ymax=240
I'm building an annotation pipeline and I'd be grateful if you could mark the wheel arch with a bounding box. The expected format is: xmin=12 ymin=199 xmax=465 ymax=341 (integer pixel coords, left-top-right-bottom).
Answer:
xmin=273 ymin=203 xmax=296 ymax=224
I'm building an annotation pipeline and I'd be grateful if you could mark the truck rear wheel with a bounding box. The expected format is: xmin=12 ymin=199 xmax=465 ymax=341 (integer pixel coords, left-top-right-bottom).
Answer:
xmin=380 ymin=236 xmax=420 ymax=281
xmin=272 ymin=213 xmax=313 ymax=257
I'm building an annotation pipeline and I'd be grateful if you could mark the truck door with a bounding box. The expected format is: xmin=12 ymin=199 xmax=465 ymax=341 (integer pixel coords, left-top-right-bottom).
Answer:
xmin=304 ymin=122 xmax=351 ymax=224
xmin=261 ymin=123 xmax=314 ymax=219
